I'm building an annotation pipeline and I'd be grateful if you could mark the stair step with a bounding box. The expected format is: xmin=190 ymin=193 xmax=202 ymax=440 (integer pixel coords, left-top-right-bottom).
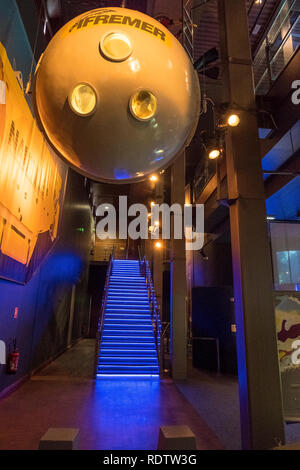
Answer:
xmin=105 ymin=311 xmax=151 ymax=315
xmin=106 ymin=305 xmax=149 ymax=308
xmin=101 ymin=342 xmax=156 ymax=348
xmin=109 ymin=281 xmax=145 ymax=284
xmin=108 ymin=286 xmax=147 ymax=289
xmin=104 ymin=317 xmax=152 ymax=322
xmin=107 ymin=294 xmax=148 ymax=297
xmin=104 ymin=323 xmax=152 ymax=328
xmin=101 ymin=336 xmax=155 ymax=342
xmin=105 ymin=308 xmax=150 ymax=312
xmin=109 ymin=287 xmax=146 ymax=290
xmin=111 ymin=278 xmax=142 ymax=280
xmin=106 ymin=299 xmax=149 ymax=306
xmin=97 ymin=365 xmax=159 ymax=372
xmin=107 ymin=289 xmax=148 ymax=292
xmin=107 ymin=298 xmax=149 ymax=302
xmin=105 ymin=316 xmax=152 ymax=321
xmin=112 ymin=269 xmax=141 ymax=272
xmin=100 ymin=349 xmax=157 ymax=355
xmin=102 ymin=330 xmax=154 ymax=336
xmin=99 ymin=357 xmax=158 ymax=364
xmin=110 ymin=276 xmax=144 ymax=279
xmin=106 ymin=306 xmax=150 ymax=311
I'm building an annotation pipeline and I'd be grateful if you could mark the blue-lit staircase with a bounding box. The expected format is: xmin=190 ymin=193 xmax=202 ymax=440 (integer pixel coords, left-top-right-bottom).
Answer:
xmin=97 ymin=260 xmax=159 ymax=377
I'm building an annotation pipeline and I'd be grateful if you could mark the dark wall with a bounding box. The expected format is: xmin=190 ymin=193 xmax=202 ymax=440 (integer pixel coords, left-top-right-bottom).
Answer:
xmin=191 ymin=230 xmax=237 ymax=374
xmin=0 ymin=0 xmax=33 ymax=87
xmin=163 ymin=268 xmax=170 ymax=323
xmin=192 ymin=231 xmax=233 ymax=288
xmin=192 ymin=286 xmax=237 ymax=375
xmin=88 ymin=263 xmax=107 ymax=338
xmin=0 ymin=169 xmax=92 ymax=392
xmin=16 ymin=0 xmax=46 ymax=63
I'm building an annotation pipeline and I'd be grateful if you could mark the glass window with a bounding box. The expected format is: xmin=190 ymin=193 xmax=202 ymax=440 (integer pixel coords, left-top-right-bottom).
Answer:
xmin=69 ymin=83 xmax=97 ymax=116
xmin=270 ymin=222 xmax=300 ymax=290
xmin=129 ymin=90 xmax=157 ymax=121
xmin=100 ymin=32 xmax=132 ymax=62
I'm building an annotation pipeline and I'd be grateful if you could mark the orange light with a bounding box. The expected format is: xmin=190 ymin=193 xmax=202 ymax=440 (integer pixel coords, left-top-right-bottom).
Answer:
xmin=150 ymin=201 xmax=155 ymax=207
xmin=154 ymin=220 xmax=159 ymax=226
xmin=227 ymin=114 xmax=240 ymax=127
xmin=155 ymin=241 xmax=162 ymax=249
xmin=208 ymin=149 xmax=220 ymax=160
xmin=149 ymin=174 xmax=158 ymax=182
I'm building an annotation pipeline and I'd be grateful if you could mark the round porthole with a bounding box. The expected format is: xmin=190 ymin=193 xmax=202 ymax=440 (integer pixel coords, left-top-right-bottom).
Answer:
xmin=100 ymin=32 xmax=132 ymax=62
xmin=129 ymin=90 xmax=157 ymax=121
xmin=69 ymin=83 xmax=97 ymax=116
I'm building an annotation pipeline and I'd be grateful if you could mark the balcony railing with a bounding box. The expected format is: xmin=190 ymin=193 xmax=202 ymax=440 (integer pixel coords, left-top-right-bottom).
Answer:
xmin=254 ymin=0 xmax=300 ymax=95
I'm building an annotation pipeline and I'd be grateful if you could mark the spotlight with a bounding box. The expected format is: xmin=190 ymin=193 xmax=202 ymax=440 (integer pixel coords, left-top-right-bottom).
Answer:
xmin=208 ymin=148 xmax=221 ymax=160
xmin=155 ymin=241 xmax=162 ymax=249
xmin=154 ymin=220 xmax=159 ymax=226
xmin=227 ymin=113 xmax=240 ymax=127
xmin=149 ymin=174 xmax=158 ymax=182
xmin=150 ymin=201 xmax=156 ymax=207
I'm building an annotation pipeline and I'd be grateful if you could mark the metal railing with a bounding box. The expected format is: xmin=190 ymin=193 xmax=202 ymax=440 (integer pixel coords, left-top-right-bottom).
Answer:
xmin=254 ymin=0 xmax=300 ymax=95
xmin=138 ymin=253 xmax=164 ymax=376
xmin=182 ymin=0 xmax=194 ymax=60
xmin=93 ymin=247 xmax=114 ymax=378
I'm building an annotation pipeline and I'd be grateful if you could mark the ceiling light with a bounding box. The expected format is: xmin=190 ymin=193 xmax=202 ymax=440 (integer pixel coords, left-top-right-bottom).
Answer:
xmin=149 ymin=174 xmax=158 ymax=182
xmin=227 ymin=114 xmax=240 ymax=127
xmin=208 ymin=148 xmax=221 ymax=160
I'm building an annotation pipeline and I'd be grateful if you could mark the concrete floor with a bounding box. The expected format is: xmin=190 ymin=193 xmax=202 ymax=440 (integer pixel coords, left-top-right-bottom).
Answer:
xmin=177 ymin=366 xmax=300 ymax=449
xmin=176 ymin=368 xmax=241 ymax=449
xmin=3 ymin=339 xmax=299 ymax=450
xmin=0 ymin=339 xmax=223 ymax=450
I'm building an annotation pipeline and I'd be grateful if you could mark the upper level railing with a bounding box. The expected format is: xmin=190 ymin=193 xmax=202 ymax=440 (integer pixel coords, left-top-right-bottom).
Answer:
xmin=254 ymin=0 xmax=300 ymax=95
xmin=182 ymin=0 xmax=194 ymax=61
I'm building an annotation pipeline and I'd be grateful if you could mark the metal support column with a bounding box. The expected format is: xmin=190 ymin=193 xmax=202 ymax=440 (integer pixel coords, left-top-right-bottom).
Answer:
xmin=170 ymin=152 xmax=187 ymax=380
xmin=153 ymin=178 xmax=164 ymax=316
xmin=218 ymin=0 xmax=285 ymax=449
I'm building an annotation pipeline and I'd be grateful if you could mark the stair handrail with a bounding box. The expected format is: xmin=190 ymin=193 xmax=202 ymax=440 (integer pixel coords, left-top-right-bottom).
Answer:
xmin=139 ymin=255 xmax=163 ymax=376
xmin=94 ymin=246 xmax=114 ymax=377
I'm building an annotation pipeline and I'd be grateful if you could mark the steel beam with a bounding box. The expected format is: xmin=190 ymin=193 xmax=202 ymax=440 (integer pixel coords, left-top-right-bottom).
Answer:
xmin=170 ymin=152 xmax=187 ymax=380
xmin=218 ymin=0 xmax=285 ymax=450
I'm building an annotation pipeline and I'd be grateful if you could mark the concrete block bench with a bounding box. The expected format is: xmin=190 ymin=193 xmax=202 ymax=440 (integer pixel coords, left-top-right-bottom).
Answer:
xmin=39 ymin=428 xmax=79 ymax=450
xmin=158 ymin=425 xmax=197 ymax=450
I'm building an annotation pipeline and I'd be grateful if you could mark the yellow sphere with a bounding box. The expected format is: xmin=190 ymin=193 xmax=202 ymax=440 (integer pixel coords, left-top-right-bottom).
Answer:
xmin=34 ymin=7 xmax=200 ymax=183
